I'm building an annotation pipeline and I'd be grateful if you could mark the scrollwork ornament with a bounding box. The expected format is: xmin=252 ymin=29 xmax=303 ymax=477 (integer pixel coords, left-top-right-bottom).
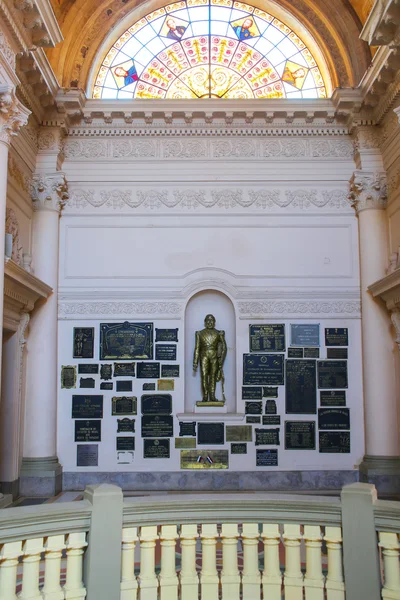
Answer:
xmin=391 ymin=310 xmax=400 ymax=350
xmin=5 ymin=208 xmax=23 ymax=265
xmin=0 ymin=87 xmax=30 ymax=146
xmin=349 ymin=170 xmax=388 ymax=213
xmin=31 ymin=173 xmax=69 ymax=213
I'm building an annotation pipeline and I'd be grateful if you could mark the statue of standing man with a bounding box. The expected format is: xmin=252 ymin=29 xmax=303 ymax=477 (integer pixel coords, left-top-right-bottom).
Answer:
xmin=193 ymin=314 xmax=227 ymax=405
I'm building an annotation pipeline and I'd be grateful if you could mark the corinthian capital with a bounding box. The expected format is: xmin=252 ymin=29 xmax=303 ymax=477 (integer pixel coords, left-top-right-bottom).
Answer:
xmin=349 ymin=170 xmax=387 ymax=213
xmin=31 ymin=173 xmax=69 ymax=213
xmin=0 ymin=86 xmax=31 ymax=146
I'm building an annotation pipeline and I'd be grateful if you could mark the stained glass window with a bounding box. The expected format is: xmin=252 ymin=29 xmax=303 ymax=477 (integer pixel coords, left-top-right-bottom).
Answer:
xmin=93 ymin=0 xmax=327 ymax=100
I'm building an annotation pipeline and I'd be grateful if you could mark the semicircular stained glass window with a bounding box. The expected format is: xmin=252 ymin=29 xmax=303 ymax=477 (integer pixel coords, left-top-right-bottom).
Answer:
xmin=93 ymin=0 xmax=327 ymax=100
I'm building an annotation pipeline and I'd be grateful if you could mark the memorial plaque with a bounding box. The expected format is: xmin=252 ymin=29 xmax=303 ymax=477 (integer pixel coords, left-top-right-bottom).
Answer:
xmin=142 ymin=415 xmax=173 ymax=438
xmin=158 ymin=379 xmax=174 ymax=391
xmin=114 ymin=363 xmax=135 ymax=377
xmin=80 ymin=377 xmax=95 ymax=389
xmin=285 ymin=421 xmax=316 ymax=450
xmin=263 ymin=387 xmax=278 ymax=398
xmin=263 ymin=415 xmax=281 ymax=425
xmin=319 ymin=431 xmax=350 ymax=453
xmin=286 ymin=360 xmax=317 ymax=414
xmin=74 ymin=420 xmax=101 ymax=442
xmin=179 ymin=422 xmax=196 ymax=437
xmin=180 ymin=450 xmax=229 ymax=469
xmin=304 ymin=347 xmax=320 ymax=359
xmin=155 ymin=344 xmax=177 ymax=361
xmin=226 ymin=426 xmax=252 ymax=442
xmin=245 ymin=402 xmax=262 ymax=415
xmin=265 ymin=400 xmax=277 ymax=414
xmin=100 ymin=322 xmax=153 ymax=360
xmin=161 ymin=365 xmax=180 ymax=378
xmin=111 ymin=396 xmax=137 ymax=416
xmin=116 ymin=437 xmax=135 ymax=451
xmin=242 ymin=387 xmax=262 ymax=400
xmin=320 ymin=391 xmax=346 ymax=407
xmin=249 ymin=324 xmax=285 ymax=352
xmin=288 ymin=348 xmax=303 ymax=358
xmin=325 ymin=328 xmax=348 ymax=347
xmin=246 ymin=416 xmax=261 ymax=424
xmin=116 ymin=380 xmax=133 ymax=392
xmin=72 ymin=395 xmax=103 ymax=419
xmin=197 ymin=423 xmax=224 ymax=445
xmin=318 ymin=408 xmax=350 ymax=430
xmin=141 ymin=394 xmax=172 ymax=415
xmin=256 ymin=449 xmax=278 ymax=466
xmin=243 ymin=354 xmax=284 ymax=386
xmin=61 ymin=366 xmax=76 ymax=389
xmin=255 ymin=428 xmax=280 ymax=446
xmin=143 ymin=383 xmax=156 ymax=390
xmin=175 ymin=438 xmax=196 ymax=449
xmin=231 ymin=443 xmax=247 ymax=454
xmin=100 ymin=382 xmax=113 ymax=390
xmin=291 ymin=324 xmax=320 ymax=347
xmin=73 ymin=328 xmax=94 ymax=359
xmin=137 ymin=362 xmax=160 ymax=379
xmin=77 ymin=444 xmax=98 ymax=467
xmin=156 ymin=328 xmax=179 ymax=343
xmin=117 ymin=418 xmax=135 ymax=433
xmin=144 ymin=439 xmax=170 ymax=458
xmin=79 ymin=364 xmax=99 ymax=375
xmin=100 ymin=364 xmax=112 ymax=380
xmin=117 ymin=451 xmax=134 ymax=464
xmin=327 ymin=348 xmax=348 ymax=359
xmin=318 ymin=361 xmax=348 ymax=389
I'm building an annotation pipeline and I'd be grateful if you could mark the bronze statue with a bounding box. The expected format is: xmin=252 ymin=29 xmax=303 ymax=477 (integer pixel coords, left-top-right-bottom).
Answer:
xmin=193 ymin=314 xmax=227 ymax=404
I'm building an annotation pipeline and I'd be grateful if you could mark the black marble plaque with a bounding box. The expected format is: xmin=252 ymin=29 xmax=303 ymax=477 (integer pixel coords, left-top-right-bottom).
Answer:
xmin=263 ymin=415 xmax=281 ymax=425
xmin=246 ymin=416 xmax=261 ymax=424
xmin=100 ymin=322 xmax=153 ymax=360
xmin=256 ymin=449 xmax=278 ymax=466
xmin=231 ymin=443 xmax=247 ymax=454
xmin=141 ymin=394 xmax=172 ymax=415
xmin=243 ymin=354 xmax=284 ymax=386
xmin=100 ymin=364 xmax=112 ymax=380
xmin=197 ymin=423 xmax=224 ymax=445
xmin=245 ymin=402 xmax=262 ymax=415
xmin=304 ymin=347 xmax=320 ymax=359
xmin=325 ymin=328 xmax=348 ymax=347
xmin=137 ymin=362 xmax=160 ymax=379
xmin=320 ymin=391 xmax=346 ymax=407
xmin=144 ymin=439 xmax=170 ymax=458
xmin=77 ymin=444 xmax=98 ymax=467
xmin=255 ymin=428 xmax=280 ymax=446
xmin=116 ymin=380 xmax=133 ymax=392
xmin=61 ymin=366 xmax=76 ymax=389
xmin=319 ymin=431 xmax=350 ymax=453
xmin=116 ymin=437 xmax=135 ymax=451
xmin=143 ymin=383 xmax=156 ymax=390
xmin=156 ymin=328 xmax=179 ymax=343
xmin=249 ymin=324 xmax=285 ymax=352
xmin=285 ymin=421 xmax=316 ymax=450
xmin=79 ymin=364 xmax=99 ymax=375
xmin=100 ymin=382 xmax=113 ymax=390
xmin=242 ymin=387 xmax=262 ymax=400
xmin=114 ymin=363 xmax=135 ymax=377
xmin=72 ymin=395 xmax=103 ymax=419
xmin=161 ymin=364 xmax=180 ymax=378
xmin=142 ymin=415 xmax=173 ymax=438
xmin=111 ymin=396 xmax=137 ymax=416
xmin=327 ymin=348 xmax=348 ymax=360
xmin=318 ymin=408 xmax=350 ymax=430
xmin=155 ymin=344 xmax=177 ymax=361
xmin=291 ymin=324 xmax=320 ymax=347
xmin=288 ymin=347 xmax=303 ymax=358
xmin=318 ymin=361 xmax=348 ymax=389
xmin=117 ymin=418 xmax=135 ymax=433
xmin=80 ymin=378 xmax=95 ymax=389
xmin=73 ymin=328 xmax=94 ymax=359
xmin=263 ymin=387 xmax=278 ymax=398
xmin=286 ymin=360 xmax=317 ymax=414
xmin=75 ymin=420 xmax=101 ymax=442
xmin=179 ymin=422 xmax=196 ymax=437
xmin=265 ymin=400 xmax=277 ymax=414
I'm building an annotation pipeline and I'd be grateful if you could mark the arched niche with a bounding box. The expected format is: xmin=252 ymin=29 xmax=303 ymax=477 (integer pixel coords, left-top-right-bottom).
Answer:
xmin=184 ymin=289 xmax=236 ymax=414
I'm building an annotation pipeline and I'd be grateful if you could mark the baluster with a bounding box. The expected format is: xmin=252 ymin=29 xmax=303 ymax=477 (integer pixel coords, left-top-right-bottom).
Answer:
xmin=304 ymin=526 xmax=324 ymax=600
xmin=379 ymin=532 xmax=400 ymax=599
xmin=139 ymin=526 xmax=158 ymax=600
xmin=0 ymin=541 xmax=22 ymax=600
xmin=159 ymin=525 xmax=178 ymax=600
xmin=200 ymin=524 xmax=219 ymax=600
xmin=121 ymin=527 xmax=138 ymax=600
xmin=221 ymin=523 xmax=240 ymax=600
xmin=19 ymin=538 xmax=44 ymax=600
xmin=179 ymin=524 xmax=199 ymax=600
xmin=64 ymin=532 xmax=87 ymax=600
xmin=242 ymin=523 xmax=261 ymax=600
xmin=43 ymin=535 xmax=66 ymax=600
xmin=283 ymin=524 xmax=303 ymax=600
xmin=261 ymin=524 xmax=282 ymax=600
xmin=324 ymin=527 xmax=344 ymax=600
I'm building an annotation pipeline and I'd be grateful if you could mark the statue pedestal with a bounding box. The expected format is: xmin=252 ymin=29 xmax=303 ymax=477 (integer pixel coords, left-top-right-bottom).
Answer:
xmin=196 ymin=401 xmax=225 ymax=407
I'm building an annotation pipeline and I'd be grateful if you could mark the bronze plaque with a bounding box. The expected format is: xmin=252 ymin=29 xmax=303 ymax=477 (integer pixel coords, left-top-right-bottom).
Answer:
xmin=156 ymin=328 xmax=179 ymax=342
xmin=242 ymin=387 xmax=262 ymax=400
xmin=116 ymin=437 xmax=135 ymax=451
xmin=288 ymin=347 xmax=303 ymax=358
xmin=100 ymin=322 xmax=153 ymax=360
xmin=77 ymin=444 xmax=98 ymax=467
xmin=175 ymin=438 xmax=196 ymax=449
xmin=161 ymin=364 xmax=180 ymax=378
xmin=137 ymin=362 xmax=160 ymax=379
xmin=74 ymin=420 xmax=101 ymax=442
xmin=318 ymin=408 xmax=350 ymax=430
xmin=318 ymin=361 xmax=348 ymax=389
xmin=80 ymin=378 xmax=95 ymax=389
xmin=285 ymin=421 xmax=316 ymax=450
xmin=116 ymin=380 xmax=133 ymax=392
xmin=114 ymin=363 xmax=136 ymax=377
xmin=117 ymin=418 xmax=135 ymax=433
xmin=245 ymin=402 xmax=262 ymax=415
xmin=255 ymin=428 xmax=280 ymax=446
xmin=263 ymin=387 xmax=278 ymax=398
xmin=61 ymin=366 xmax=76 ymax=389
xmin=231 ymin=443 xmax=247 ymax=454
xmin=243 ymin=354 xmax=284 ymax=385
xmin=256 ymin=449 xmax=278 ymax=466
xmin=304 ymin=347 xmax=320 ymax=359
xmin=327 ymin=348 xmax=348 ymax=359
xmin=265 ymin=400 xmax=277 ymax=414
xmin=320 ymin=390 xmax=346 ymax=406
xmin=286 ymin=360 xmax=317 ymax=414
xmin=158 ymin=379 xmax=174 ymax=391
xmin=180 ymin=450 xmax=228 ymax=469
xmin=179 ymin=422 xmax=196 ymax=437
xmin=197 ymin=423 xmax=224 ymax=445
xmin=325 ymin=328 xmax=348 ymax=346
xmin=249 ymin=324 xmax=285 ymax=352
xmin=72 ymin=395 xmax=103 ymax=419
xmin=100 ymin=382 xmax=113 ymax=390
xmin=226 ymin=426 xmax=252 ymax=442
xmin=73 ymin=328 xmax=94 ymax=359
xmin=141 ymin=394 xmax=172 ymax=415
xmin=100 ymin=364 xmax=112 ymax=380
xmin=155 ymin=344 xmax=177 ymax=361
xmin=319 ymin=431 xmax=350 ymax=453
xmin=79 ymin=364 xmax=98 ymax=374
xmin=144 ymin=439 xmax=170 ymax=458
xmin=246 ymin=416 xmax=261 ymax=424
xmin=111 ymin=396 xmax=137 ymax=416
xmin=143 ymin=383 xmax=156 ymax=390
xmin=263 ymin=415 xmax=281 ymax=425
xmin=141 ymin=415 xmax=173 ymax=437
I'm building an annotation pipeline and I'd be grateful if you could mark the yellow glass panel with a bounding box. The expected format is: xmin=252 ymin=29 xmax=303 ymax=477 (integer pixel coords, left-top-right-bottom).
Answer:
xmin=212 ymin=0 xmax=233 ymax=6
xmin=135 ymin=81 xmax=166 ymax=98
xmin=93 ymin=86 xmax=102 ymax=99
xmin=95 ymin=66 xmax=109 ymax=85
xmin=179 ymin=65 xmax=210 ymax=96
xmin=146 ymin=7 xmax=166 ymax=21
xmin=302 ymin=48 xmax=317 ymax=67
xmin=140 ymin=58 xmax=175 ymax=89
xmin=128 ymin=18 xmax=147 ymax=35
xmin=254 ymin=81 xmax=284 ymax=98
xmin=230 ymin=43 xmax=262 ymax=75
xmin=103 ymin=47 xmax=118 ymax=67
xmin=253 ymin=9 xmax=273 ymax=22
xmin=288 ymin=31 xmax=305 ymax=50
xmin=114 ymin=31 xmax=132 ymax=49
xmin=210 ymin=37 xmax=238 ymax=66
xmin=166 ymin=78 xmax=199 ymax=98
xmin=317 ymin=87 xmax=327 ymax=98
xmin=187 ymin=0 xmax=208 ymax=6
xmin=165 ymin=1 xmax=186 ymax=12
xmin=158 ymin=43 xmax=190 ymax=74
xmin=233 ymin=2 xmax=254 ymax=13
xmin=181 ymin=36 xmax=209 ymax=67
xmin=210 ymin=65 xmax=241 ymax=96
xmin=245 ymin=58 xmax=279 ymax=90
xmin=224 ymin=76 xmax=253 ymax=98
xmin=272 ymin=18 xmax=291 ymax=35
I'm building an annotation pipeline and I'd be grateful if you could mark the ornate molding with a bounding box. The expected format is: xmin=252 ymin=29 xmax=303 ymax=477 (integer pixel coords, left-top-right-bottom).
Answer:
xmin=349 ymin=170 xmax=388 ymax=213
xmin=361 ymin=0 xmax=400 ymax=46
xmin=58 ymin=301 xmax=183 ymax=317
xmin=238 ymin=300 xmax=361 ymax=317
xmin=0 ymin=29 xmax=16 ymax=69
xmin=0 ymin=86 xmax=30 ymax=146
xmin=369 ymin=269 xmax=400 ymax=350
xmin=7 ymin=154 xmax=31 ymax=193
xmin=391 ymin=310 xmax=400 ymax=348
xmin=6 ymin=207 xmax=22 ymax=265
xmin=31 ymin=173 xmax=69 ymax=212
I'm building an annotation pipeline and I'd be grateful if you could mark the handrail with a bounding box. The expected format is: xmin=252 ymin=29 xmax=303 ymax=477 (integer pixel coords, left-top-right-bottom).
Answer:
xmin=374 ymin=498 xmax=400 ymax=532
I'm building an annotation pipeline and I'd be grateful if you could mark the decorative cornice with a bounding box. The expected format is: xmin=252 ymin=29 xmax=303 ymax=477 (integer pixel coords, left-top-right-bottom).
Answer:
xmin=369 ymin=268 xmax=400 ymax=349
xmin=58 ymin=301 xmax=183 ymax=317
xmin=361 ymin=0 xmax=400 ymax=46
xmin=349 ymin=170 xmax=388 ymax=213
xmin=31 ymin=172 xmax=68 ymax=212
xmin=0 ymin=85 xmax=30 ymax=146
xmin=238 ymin=300 xmax=361 ymax=318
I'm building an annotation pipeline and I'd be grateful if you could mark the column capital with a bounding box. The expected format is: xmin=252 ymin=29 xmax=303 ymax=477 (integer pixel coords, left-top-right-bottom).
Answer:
xmin=31 ymin=173 xmax=69 ymax=213
xmin=349 ymin=170 xmax=387 ymax=213
xmin=0 ymin=87 xmax=31 ymax=147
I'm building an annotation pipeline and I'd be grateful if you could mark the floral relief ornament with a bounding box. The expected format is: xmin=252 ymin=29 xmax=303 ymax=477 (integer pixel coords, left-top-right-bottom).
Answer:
xmin=349 ymin=171 xmax=387 ymax=213
xmin=31 ymin=173 xmax=69 ymax=212
xmin=0 ymin=87 xmax=31 ymax=146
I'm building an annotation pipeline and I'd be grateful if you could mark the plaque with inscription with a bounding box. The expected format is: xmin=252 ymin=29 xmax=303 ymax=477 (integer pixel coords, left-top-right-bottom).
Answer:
xmin=226 ymin=426 xmax=252 ymax=442
xmin=72 ymin=395 xmax=103 ymax=419
xmin=180 ymin=450 xmax=228 ymax=469
xmin=79 ymin=364 xmax=99 ymax=375
xmin=318 ymin=361 xmax=348 ymax=389
xmin=256 ymin=449 xmax=278 ymax=466
xmin=265 ymin=400 xmax=277 ymax=414
xmin=291 ymin=324 xmax=320 ymax=347
xmin=249 ymin=324 xmax=285 ymax=352
xmin=245 ymin=402 xmax=262 ymax=415
xmin=263 ymin=387 xmax=278 ymax=398
xmin=144 ymin=439 xmax=170 ymax=458
xmin=318 ymin=408 xmax=350 ymax=430
xmin=179 ymin=422 xmax=196 ymax=437
xmin=304 ymin=347 xmax=320 ymax=359
xmin=263 ymin=415 xmax=281 ymax=425
xmin=197 ymin=423 xmax=224 ymax=445
xmin=73 ymin=328 xmax=94 ymax=359
xmin=143 ymin=383 xmax=156 ymax=390
xmin=117 ymin=418 xmax=135 ymax=433
xmin=116 ymin=437 xmax=135 ymax=451
xmin=80 ymin=378 xmax=95 ymax=389
xmin=320 ymin=391 xmax=346 ymax=406
xmin=286 ymin=360 xmax=317 ymax=414
xmin=285 ymin=421 xmax=316 ymax=450
xmin=155 ymin=344 xmax=177 ymax=361
xmin=319 ymin=431 xmax=350 ymax=453
xmin=246 ymin=416 xmax=261 ymax=424
xmin=137 ymin=362 xmax=160 ymax=379
xmin=116 ymin=380 xmax=132 ymax=392
xmin=74 ymin=420 xmax=101 ymax=442
xmin=77 ymin=444 xmax=98 ymax=467
xmin=156 ymin=328 xmax=179 ymax=343
xmin=288 ymin=348 xmax=303 ymax=359
xmin=100 ymin=382 xmax=113 ymax=390
xmin=242 ymin=387 xmax=262 ymax=400
xmin=158 ymin=379 xmax=174 ymax=391
xmin=141 ymin=394 xmax=172 ymax=415
xmin=231 ymin=443 xmax=247 ymax=454
xmin=161 ymin=364 xmax=180 ymax=378
xmin=117 ymin=451 xmax=134 ymax=464
xmin=327 ymin=348 xmax=348 ymax=360
xmin=325 ymin=328 xmax=348 ymax=347
xmin=100 ymin=364 xmax=112 ymax=380
xmin=243 ymin=354 xmax=284 ymax=386
xmin=255 ymin=428 xmax=280 ymax=446
xmin=111 ymin=396 xmax=137 ymax=416
xmin=142 ymin=415 xmax=173 ymax=438
xmin=114 ymin=363 xmax=135 ymax=377
xmin=175 ymin=438 xmax=196 ymax=449
xmin=61 ymin=366 xmax=76 ymax=389
xmin=100 ymin=322 xmax=153 ymax=360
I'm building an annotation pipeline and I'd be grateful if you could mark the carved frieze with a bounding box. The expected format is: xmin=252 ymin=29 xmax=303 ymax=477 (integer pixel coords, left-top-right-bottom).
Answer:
xmin=238 ymin=300 xmax=361 ymax=317
xmin=58 ymin=301 xmax=182 ymax=317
